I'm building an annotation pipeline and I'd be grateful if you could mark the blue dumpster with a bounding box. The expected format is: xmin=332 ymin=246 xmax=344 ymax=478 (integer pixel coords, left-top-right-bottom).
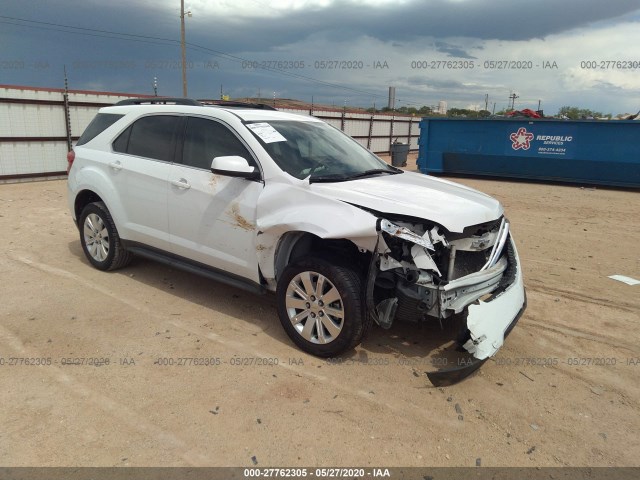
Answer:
xmin=417 ymin=118 xmax=640 ymax=188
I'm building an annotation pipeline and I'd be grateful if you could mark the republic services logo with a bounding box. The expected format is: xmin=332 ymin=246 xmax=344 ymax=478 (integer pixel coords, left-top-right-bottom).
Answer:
xmin=510 ymin=127 xmax=534 ymax=150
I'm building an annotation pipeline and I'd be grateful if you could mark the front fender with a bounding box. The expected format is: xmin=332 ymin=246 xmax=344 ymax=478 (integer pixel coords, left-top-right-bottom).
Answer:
xmin=255 ymin=180 xmax=379 ymax=279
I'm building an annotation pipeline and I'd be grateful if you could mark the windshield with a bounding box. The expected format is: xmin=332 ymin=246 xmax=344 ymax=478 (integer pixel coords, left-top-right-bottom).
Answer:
xmin=246 ymin=120 xmax=399 ymax=181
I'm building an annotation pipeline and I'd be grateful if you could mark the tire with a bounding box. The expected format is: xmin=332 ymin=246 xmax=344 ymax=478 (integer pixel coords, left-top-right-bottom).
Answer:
xmin=276 ymin=256 xmax=368 ymax=357
xmin=79 ymin=201 xmax=131 ymax=271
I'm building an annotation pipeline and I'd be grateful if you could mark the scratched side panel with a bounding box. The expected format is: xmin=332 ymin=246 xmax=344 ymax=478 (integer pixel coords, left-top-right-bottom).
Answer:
xmin=166 ymin=165 xmax=264 ymax=282
xmin=255 ymin=179 xmax=379 ymax=281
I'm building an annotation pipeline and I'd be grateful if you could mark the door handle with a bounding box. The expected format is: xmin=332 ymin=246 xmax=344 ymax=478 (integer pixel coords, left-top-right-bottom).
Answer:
xmin=171 ymin=178 xmax=191 ymax=189
xmin=108 ymin=161 xmax=123 ymax=171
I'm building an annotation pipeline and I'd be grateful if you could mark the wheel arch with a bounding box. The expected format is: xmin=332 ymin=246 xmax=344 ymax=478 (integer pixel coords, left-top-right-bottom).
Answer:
xmin=271 ymin=231 xmax=372 ymax=284
xmin=74 ymin=190 xmax=104 ymax=226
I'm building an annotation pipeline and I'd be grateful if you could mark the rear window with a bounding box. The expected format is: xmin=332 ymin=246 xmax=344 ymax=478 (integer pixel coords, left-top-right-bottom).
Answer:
xmin=76 ymin=113 xmax=124 ymax=146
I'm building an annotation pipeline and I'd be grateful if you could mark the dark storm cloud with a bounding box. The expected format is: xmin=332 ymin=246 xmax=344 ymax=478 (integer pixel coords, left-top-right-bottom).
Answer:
xmin=4 ymin=0 xmax=640 ymax=57
xmin=180 ymin=0 xmax=640 ymax=53
xmin=433 ymin=41 xmax=476 ymax=59
xmin=405 ymin=77 xmax=469 ymax=90
xmin=2 ymin=0 xmax=640 ymax=110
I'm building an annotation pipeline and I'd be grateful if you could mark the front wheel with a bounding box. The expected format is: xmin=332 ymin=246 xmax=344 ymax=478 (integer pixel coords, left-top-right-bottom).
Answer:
xmin=276 ymin=257 xmax=368 ymax=357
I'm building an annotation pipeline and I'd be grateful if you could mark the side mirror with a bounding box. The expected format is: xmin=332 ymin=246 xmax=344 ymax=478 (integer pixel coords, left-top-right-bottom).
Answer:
xmin=210 ymin=156 xmax=260 ymax=180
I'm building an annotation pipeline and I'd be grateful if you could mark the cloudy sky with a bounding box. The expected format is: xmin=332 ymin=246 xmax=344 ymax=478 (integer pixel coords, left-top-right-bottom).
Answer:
xmin=2 ymin=0 xmax=640 ymax=115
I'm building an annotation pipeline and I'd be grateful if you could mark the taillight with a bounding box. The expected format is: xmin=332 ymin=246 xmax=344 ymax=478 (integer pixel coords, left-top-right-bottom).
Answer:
xmin=66 ymin=150 xmax=75 ymax=174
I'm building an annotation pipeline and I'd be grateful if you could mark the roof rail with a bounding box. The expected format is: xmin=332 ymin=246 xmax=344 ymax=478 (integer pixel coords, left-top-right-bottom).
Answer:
xmin=115 ymin=98 xmax=202 ymax=106
xmin=198 ymin=99 xmax=278 ymax=111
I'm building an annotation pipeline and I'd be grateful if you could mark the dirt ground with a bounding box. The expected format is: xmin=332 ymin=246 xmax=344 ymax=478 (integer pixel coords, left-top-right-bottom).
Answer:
xmin=0 ymin=165 xmax=638 ymax=468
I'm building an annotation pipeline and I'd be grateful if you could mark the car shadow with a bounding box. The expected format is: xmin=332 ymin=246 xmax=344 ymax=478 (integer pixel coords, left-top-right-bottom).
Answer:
xmin=67 ymin=239 xmax=473 ymax=378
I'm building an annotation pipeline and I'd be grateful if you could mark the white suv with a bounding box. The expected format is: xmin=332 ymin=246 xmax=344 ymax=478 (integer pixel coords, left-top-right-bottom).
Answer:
xmin=67 ymin=98 xmax=526 ymax=385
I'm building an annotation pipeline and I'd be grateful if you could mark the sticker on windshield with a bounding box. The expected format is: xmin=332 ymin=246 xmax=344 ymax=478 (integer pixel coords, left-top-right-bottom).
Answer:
xmin=246 ymin=122 xmax=287 ymax=143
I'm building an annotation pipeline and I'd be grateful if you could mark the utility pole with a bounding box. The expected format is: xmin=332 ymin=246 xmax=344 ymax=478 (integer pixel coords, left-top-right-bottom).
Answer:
xmin=509 ymin=92 xmax=519 ymax=110
xmin=180 ymin=0 xmax=188 ymax=97
xmin=484 ymin=93 xmax=489 ymax=112
xmin=537 ymin=99 xmax=541 ymax=111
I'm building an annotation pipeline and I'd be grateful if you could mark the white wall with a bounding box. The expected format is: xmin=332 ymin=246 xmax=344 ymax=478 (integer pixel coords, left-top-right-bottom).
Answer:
xmin=1 ymin=86 xmax=419 ymax=178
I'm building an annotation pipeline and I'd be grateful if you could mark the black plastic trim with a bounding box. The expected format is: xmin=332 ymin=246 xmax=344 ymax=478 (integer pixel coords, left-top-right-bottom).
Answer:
xmin=199 ymin=100 xmax=277 ymax=110
xmin=121 ymin=241 xmax=266 ymax=295
xmin=115 ymin=98 xmax=202 ymax=106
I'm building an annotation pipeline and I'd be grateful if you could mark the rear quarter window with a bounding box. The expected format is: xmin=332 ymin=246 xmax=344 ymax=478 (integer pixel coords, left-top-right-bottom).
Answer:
xmin=76 ymin=113 xmax=124 ymax=146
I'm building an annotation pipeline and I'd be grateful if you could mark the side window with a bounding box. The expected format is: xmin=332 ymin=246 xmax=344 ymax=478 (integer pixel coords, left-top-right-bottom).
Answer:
xmin=113 ymin=115 xmax=181 ymax=162
xmin=77 ymin=113 xmax=124 ymax=146
xmin=112 ymin=125 xmax=132 ymax=153
xmin=182 ymin=117 xmax=253 ymax=170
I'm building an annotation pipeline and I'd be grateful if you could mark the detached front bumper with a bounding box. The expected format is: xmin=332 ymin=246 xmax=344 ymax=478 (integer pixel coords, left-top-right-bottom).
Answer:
xmin=463 ymin=237 xmax=526 ymax=360
xmin=427 ymin=237 xmax=526 ymax=386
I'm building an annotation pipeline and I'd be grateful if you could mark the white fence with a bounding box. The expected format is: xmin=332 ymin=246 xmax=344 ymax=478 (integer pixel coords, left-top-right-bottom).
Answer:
xmin=0 ymin=85 xmax=419 ymax=179
xmin=277 ymin=107 xmax=419 ymax=154
xmin=0 ymin=85 xmax=154 ymax=179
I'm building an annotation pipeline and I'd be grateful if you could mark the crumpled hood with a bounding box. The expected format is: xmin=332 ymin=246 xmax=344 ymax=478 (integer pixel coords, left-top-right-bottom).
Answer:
xmin=310 ymin=171 xmax=503 ymax=232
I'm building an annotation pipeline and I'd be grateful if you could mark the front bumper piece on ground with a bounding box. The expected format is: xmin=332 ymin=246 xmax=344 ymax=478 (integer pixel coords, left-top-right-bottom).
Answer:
xmin=426 ymin=237 xmax=527 ymax=386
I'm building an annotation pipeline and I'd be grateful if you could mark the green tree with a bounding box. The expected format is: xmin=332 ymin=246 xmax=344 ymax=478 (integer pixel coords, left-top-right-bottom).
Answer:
xmin=447 ymin=108 xmax=489 ymax=118
xmin=557 ymin=106 xmax=607 ymax=119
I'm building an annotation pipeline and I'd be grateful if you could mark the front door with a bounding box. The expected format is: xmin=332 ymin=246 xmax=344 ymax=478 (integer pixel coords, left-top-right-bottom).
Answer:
xmin=167 ymin=116 xmax=263 ymax=282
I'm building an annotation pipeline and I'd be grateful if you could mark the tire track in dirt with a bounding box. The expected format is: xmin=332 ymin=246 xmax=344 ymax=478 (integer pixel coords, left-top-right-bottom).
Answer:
xmin=5 ymin=251 xmax=455 ymax=434
xmin=522 ymin=315 xmax=637 ymax=354
xmin=0 ymin=323 xmax=215 ymax=466
xmin=526 ymin=283 xmax=638 ymax=313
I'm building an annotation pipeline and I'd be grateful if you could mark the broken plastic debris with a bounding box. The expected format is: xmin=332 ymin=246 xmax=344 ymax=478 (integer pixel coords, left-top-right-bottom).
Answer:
xmin=608 ymin=275 xmax=640 ymax=286
xmin=380 ymin=219 xmax=434 ymax=250
xmin=375 ymin=297 xmax=398 ymax=329
xmin=411 ymin=244 xmax=441 ymax=275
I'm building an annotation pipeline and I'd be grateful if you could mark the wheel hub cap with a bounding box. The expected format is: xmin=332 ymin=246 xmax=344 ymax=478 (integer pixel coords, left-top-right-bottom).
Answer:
xmin=285 ymin=271 xmax=344 ymax=344
xmin=83 ymin=213 xmax=109 ymax=262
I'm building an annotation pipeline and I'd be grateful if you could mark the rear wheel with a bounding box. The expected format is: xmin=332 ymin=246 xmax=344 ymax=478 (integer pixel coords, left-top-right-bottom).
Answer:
xmin=276 ymin=257 xmax=368 ymax=357
xmin=79 ymin=202 xmax=131 ymax=271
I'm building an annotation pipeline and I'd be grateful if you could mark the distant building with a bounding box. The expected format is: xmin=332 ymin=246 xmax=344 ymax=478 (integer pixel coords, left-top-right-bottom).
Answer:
xmin=437 ymin=101 xmax=447 ymax=114
xmin=388 ymin=87 xmax=396 ymax=110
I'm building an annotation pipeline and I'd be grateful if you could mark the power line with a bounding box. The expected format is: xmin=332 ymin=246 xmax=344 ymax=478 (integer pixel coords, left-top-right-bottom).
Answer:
xmin=1 ymin=14 xmax=419 ymax=104
xmin=0 ymin=20 xmax=178 ymax=48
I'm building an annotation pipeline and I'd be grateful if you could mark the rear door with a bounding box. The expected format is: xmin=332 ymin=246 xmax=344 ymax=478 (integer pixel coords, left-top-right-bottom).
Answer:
xmin=167 ymin=116 xmax=263 ymax=282
xmin=110 ymin=114 xmax=182 ymax=250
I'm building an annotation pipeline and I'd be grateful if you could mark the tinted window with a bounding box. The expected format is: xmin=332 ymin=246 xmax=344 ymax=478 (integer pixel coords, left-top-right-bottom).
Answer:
xmin=112 ymin=125 xmax=131 ymax=153
xmin=77 ymin=113 xmax=124 ymax=146
xmin=182 ymin=117 xmax=252 ymax=170
xmin=125 ymin=115 xmax=181 ymax=162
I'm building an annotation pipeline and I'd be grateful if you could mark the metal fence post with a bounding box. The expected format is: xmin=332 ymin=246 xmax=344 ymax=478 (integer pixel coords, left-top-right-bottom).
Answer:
xmin=63 ymin=67 xmax=72 ymax=152
xmin=389 ymin=115 xmax=395 ymax=155
xmin=408 ymin=117 xmax=413 ymax=150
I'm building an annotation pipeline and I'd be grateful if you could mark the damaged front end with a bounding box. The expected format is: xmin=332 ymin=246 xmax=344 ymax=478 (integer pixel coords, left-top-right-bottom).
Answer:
xmin=367 ymin=215 xmax=526 ymax=386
